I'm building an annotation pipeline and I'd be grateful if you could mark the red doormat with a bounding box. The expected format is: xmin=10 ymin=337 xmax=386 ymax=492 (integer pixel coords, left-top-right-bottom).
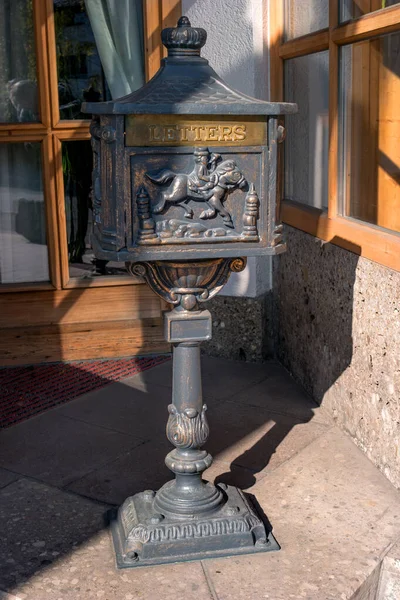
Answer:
xmin=0 ymin=355 xmax=171 ymax=429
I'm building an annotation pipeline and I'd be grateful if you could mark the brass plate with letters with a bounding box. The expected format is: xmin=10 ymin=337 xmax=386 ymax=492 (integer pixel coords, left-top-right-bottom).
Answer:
xmin=125 ymin=115 xmax=267 ymax=147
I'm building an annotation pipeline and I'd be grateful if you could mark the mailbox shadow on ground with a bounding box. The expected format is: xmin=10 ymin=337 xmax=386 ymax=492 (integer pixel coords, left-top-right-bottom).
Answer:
xmin=213 ymin=236 xmax=361 ymax=491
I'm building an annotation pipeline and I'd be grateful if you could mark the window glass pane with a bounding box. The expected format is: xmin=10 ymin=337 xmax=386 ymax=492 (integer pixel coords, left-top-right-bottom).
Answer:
xmin=0 ymin=0 xmax=39 ymax=123
xmin=339 ymin=32 xmax=400 ymax=233
xmin=54 ymin=0 xmax=111 ymax=120
xmin=63 ymin=140 xmax=128 ymax=279
xmin=0 ymin=143 xmax=49 ymax=283
xmin=284 ymin=52 xmax=329 ymax=209
xmin=284 ymin=0 xmax=328 ymax=41
xmin=340 ymin=0 xmax=400 ymax=24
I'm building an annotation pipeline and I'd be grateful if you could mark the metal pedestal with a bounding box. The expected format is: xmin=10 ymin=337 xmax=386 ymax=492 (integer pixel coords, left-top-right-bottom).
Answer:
xmin=111 ymin=258 xmax=279 ymax=567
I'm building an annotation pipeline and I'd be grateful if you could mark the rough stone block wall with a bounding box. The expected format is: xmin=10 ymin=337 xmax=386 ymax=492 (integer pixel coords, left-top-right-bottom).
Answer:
xmin=274 ymin=225 xmax=400 ymax=488
xmin=203 ymin=294 xmax=273 ymax=363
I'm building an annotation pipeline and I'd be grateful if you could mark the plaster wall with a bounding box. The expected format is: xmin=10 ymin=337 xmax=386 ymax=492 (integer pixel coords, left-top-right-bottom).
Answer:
xmin=274 ymin=226 xmax=400 ymax=488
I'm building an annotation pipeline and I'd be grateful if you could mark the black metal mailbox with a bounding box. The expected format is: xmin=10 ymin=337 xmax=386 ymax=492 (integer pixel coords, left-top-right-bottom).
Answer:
xmin=83 ymin=16 xmax=296 ymax=263
xmin=83 ymin=16 xmax=297 ymax=570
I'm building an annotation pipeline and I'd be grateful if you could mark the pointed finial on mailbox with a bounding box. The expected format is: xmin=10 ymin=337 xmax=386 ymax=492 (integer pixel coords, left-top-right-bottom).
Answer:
xmin=161 ymin=16 xmax=207 ymax=57
xmin=177 ymin=16 xmax=191 ymax=27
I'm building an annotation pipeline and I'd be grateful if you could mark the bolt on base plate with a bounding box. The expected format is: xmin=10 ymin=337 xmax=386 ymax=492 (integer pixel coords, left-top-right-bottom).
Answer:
xmin=110 ymin=483 xmax=279 ymax=568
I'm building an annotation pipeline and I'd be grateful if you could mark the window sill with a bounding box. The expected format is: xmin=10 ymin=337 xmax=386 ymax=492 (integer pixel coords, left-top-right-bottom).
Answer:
xmin=0 ymin=282 xmax=55 ymax=294
xmin=281 ymin=199 xmax=400 ymax=272
xmin=64 ymin=276 xmax=143 ymax=289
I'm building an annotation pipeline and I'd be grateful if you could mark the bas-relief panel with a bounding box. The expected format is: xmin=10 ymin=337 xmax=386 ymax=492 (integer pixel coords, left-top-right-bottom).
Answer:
xmin=129 ymin=148 xmax=262 ymax=247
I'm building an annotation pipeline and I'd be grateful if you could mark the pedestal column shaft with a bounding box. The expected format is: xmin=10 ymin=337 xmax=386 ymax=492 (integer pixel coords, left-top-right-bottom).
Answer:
xmin=172 ymin=341 xmax=204 ymax=493
xmin=172 ymin=342 xmax=202 ymax=414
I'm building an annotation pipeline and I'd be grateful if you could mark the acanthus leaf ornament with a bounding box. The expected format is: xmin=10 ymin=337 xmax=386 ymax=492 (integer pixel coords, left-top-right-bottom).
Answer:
xmin=166 ymin=404 xmax=209 ymax=449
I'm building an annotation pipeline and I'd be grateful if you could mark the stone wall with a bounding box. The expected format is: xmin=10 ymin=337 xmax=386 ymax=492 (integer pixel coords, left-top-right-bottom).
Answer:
xmin=274 ymin=226 xmax=400 ymax=488
xmin=203 ymin=293 xmax=273 ymax=363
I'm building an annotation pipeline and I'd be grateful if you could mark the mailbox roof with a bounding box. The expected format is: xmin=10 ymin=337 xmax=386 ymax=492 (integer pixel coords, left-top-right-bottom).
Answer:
xmin=83 ymin=17 xmax=297 ymax=117
xmin=83 ymin=58 xmax=296 ymax=116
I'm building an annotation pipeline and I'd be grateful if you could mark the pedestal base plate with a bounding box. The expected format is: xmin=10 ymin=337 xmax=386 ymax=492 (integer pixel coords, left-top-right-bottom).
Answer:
xmin=110 ymin=483 xmax=279 ymax=568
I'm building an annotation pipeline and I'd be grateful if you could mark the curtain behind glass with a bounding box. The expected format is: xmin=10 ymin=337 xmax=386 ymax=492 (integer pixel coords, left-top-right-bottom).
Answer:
xmin=0 ymin=0 xmax=39 ymax=123
xmin=0 ymin=143 xmax=49 ymax=283
xmin=84 ymin=0 xmax=144 ymax=99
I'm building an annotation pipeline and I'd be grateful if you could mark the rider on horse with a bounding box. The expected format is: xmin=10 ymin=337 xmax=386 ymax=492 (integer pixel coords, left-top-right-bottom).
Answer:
xmin=188 ymin=148 xmax=221 ymax=195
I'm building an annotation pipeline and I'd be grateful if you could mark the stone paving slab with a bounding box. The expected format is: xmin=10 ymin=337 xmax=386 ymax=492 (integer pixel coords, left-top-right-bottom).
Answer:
xmin=58 ymin=381 xmax=172 ymax=438
xmin=224 ymin=370 xmax=328 ymax=423
xmin=207 ymin=402 xmax=330 ymax=475
xmin=136 ymin=356 xmax=284 ymax=400
xmin=0 ymin=479 xmax=108 ymax=593
xmin=66 ymin=413 xmax=330 ymax=506
xmin=0 ymin=479 xmax=211 ymax=600
xmin=0 ymin=591 xmax=27 ymax=600
xmin=0 ymin=469 xmax=18 ymax=490
xmin=1 ymin=358 xmax=399 ymax=599
xmin=12 ymin=534 xmax=212 ymax=600
xmin=200 ymin=356 xmax=280 ymax=399
xmin=66 ymin=440 xmax=172 ymax=506
xmin=0 ymin=412 xmax=144 ymax=488
xmin=376 ymin=539 xmax=400 ymax=600
xmin=57 ymin=357 xmax=291 ymax=444
xmin=204 ymin=427 xmax=400 ymax=600
xmin=65 ymin=398 xmax=329 ymax=505
xmin=131 ymin=358 xmax=173 ymax=390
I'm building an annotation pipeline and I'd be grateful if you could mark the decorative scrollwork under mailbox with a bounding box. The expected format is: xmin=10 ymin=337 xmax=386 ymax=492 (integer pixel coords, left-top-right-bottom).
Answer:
xmin=83 ymin=15 xmax=297 ymax=568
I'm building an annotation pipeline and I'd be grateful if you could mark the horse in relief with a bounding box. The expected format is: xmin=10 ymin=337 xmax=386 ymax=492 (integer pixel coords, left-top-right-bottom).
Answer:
xmin=145 ymin=148 xmax=247 ymax=229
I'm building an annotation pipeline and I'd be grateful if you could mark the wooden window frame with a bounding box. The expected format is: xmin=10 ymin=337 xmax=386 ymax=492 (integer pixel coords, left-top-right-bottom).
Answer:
xmin=0 ymin=0 xmax=181 ymax=292
xmin=270 ymin=0 xmax=400 ymax=272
